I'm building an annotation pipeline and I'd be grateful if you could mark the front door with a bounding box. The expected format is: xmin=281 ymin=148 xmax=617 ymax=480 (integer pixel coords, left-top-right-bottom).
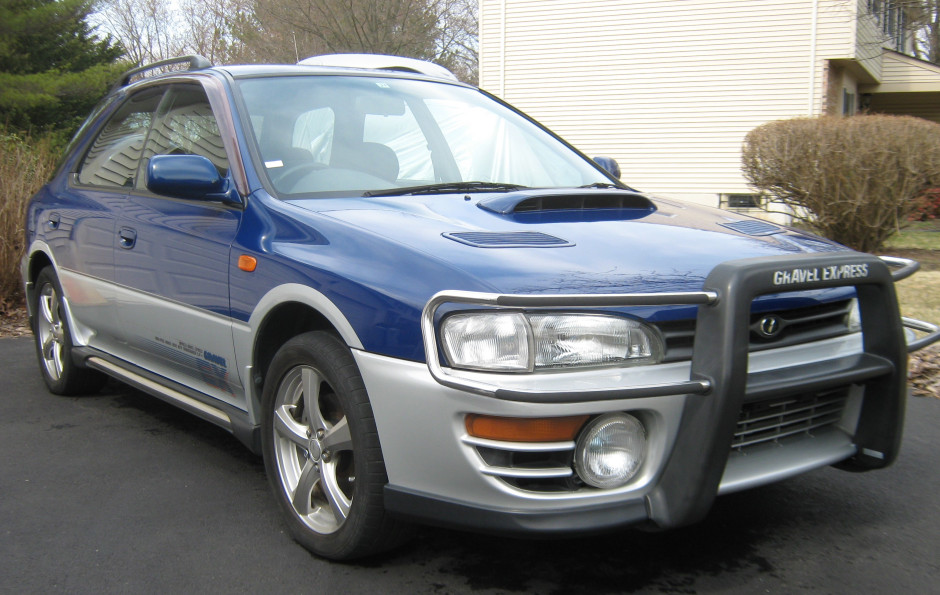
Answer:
xmin=114 ymin=84 xmax=244 ymax=407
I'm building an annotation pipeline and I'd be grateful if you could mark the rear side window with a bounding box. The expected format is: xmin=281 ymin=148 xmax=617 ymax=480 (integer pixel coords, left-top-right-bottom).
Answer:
xmin=77 ymin=90 xmax=163 ymax=188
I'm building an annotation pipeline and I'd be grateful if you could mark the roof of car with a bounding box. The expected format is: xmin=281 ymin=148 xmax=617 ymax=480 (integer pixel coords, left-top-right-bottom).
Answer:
xmin=114 ymin=54 xmax=466 ymax=93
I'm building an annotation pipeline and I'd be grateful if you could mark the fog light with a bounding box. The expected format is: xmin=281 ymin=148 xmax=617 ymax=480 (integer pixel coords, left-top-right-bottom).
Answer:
xmin=574 ymin=413 xmax=646 ymax=489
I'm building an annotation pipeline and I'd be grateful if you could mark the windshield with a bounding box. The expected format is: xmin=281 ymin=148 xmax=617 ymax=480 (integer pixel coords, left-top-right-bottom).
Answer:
xmin=236 ymin=75 xmax=614 ymax=197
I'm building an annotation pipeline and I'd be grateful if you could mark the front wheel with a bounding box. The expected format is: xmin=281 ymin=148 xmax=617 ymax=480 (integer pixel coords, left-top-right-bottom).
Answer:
xmin=260 ymin=331 xmax=410 ymax=560
xmin=32 ymin=267 xmax=107 ymax=395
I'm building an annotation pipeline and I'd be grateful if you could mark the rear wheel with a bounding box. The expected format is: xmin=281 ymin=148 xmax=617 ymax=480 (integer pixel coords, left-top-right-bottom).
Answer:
xmin=261 ymin=331 xmax=410 ymax=560
xmin=32 ymin=267 xmax=107 ymax=395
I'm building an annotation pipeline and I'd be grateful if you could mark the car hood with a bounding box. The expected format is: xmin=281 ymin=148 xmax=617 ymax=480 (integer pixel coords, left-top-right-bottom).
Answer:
xmin=295 ymin=188 xmax=850 ymax=298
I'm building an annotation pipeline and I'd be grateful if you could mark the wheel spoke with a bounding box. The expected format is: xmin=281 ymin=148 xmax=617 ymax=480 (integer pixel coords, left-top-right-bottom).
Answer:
xmin=40 ymin=294 xmax=54 ymax=326
xmin=301 ymin=367 xmax=327 ymax=430
xmin=320 ymin=462 xmax=351 ymax=523
xmin=273 ymin=405 xmax=308 ymax=449
xmin=321 ymin=416 xmax=352 ymax=453
xmin=291 ymin=460 xmax=320 ymax=516
xmin=49 ymin=295 xmax=61 ymax=326
xmin=41 ymin=335 xmax=56 ymax=360
xmin=51 ymin=342 xmax=63 ymax=376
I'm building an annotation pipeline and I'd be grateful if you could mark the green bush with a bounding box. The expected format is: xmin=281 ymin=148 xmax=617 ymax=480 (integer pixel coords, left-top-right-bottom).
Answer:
xmin=0 ymin=127 xmax=58 ymax=310
xmin=742 ymin=115 xmax=940 ymax=252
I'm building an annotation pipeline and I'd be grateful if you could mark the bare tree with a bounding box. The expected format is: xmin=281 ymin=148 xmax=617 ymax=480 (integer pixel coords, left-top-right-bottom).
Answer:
xmin=178 ymin=0 xmax=253 ymax=64
xmin=96 ymin=0 xmax=183 ymax=64
xmin=434 ymin=0 xmax=478 ymax=83
xmin=241 ymin=0 xmax=478 ymax=81
xmin=95 ymin=0 xmax=479 ymax=81
xmin=250 ymin=0 xmax=437 ymax=60
xmin=899 ymin=1 xmax=940 ymax=62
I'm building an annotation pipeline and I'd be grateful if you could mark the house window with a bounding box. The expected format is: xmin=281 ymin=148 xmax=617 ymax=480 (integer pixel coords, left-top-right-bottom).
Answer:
xmin=843 ymin=89 xmax=856 ymax=116
xmin=870 ymin=1 xmax=907 ymax=51
xmin=721 ymin=194 xmax=764 ymax=209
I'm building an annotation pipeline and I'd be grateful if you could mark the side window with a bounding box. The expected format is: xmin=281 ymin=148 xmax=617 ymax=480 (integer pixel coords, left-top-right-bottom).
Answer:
xmin=77 ymin=90 xmax=163 ymax=188
xmin=142 ymin=85 xmax=228 ymax=186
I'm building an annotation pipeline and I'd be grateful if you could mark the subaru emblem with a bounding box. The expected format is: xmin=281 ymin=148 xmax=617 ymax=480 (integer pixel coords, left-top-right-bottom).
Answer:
xmin=757 ymin=315 xmax=783 ymax=339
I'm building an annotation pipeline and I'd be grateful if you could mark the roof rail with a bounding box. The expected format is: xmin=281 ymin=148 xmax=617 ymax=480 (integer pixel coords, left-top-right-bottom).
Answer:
xmin=298 ymin=54 xmax=458 ymax=81
xmin=111 ymin=55 xmax=213 ymax=92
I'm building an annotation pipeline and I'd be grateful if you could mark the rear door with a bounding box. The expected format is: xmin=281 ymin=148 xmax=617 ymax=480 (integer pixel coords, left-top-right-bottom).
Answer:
xmin=54 ymin=88 xmax=164 ymax=355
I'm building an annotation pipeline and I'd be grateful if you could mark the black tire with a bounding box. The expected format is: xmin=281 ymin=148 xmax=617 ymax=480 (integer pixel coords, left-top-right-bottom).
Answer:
xmin=260 ymin=331 xmax=411 ymax=560
xmin=31 ymin=267 xmax=107 ymax=396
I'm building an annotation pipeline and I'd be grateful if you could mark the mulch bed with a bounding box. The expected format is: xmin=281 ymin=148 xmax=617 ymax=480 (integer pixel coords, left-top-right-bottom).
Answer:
xmin=0 ymin=304 xmax=30 ymax=338
xmin=1 ymin=305 xmax=937 ymax=398
xmin=911 ymin=345 xmax=940 ymax=398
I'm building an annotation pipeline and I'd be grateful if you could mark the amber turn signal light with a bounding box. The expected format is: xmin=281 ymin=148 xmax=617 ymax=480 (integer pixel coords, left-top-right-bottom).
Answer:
xmin=465 ymin=414 xmax=590 ymax=443
xmin=238 ymin=255 xmax=258 ymax=272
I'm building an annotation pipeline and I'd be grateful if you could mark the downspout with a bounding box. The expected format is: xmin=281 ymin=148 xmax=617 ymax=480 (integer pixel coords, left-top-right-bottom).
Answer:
xmin=808 ymin=0 xmax=819 ymax=115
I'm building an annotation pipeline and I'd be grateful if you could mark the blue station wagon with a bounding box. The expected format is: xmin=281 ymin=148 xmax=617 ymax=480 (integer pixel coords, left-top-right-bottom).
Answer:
xmin=22 ymin=54 xmax=940 ymax=560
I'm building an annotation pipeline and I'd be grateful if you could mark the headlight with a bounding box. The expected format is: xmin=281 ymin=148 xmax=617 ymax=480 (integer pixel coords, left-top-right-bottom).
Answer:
xmin=440 ymin=312 xmax=531 ymax=371
xmin=441 ymin=312 xmax=664 ymax=372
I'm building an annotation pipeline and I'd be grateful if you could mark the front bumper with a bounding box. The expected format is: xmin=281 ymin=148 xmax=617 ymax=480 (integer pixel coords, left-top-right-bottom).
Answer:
xmin=358 ymin=253 xmax=938 ymax=535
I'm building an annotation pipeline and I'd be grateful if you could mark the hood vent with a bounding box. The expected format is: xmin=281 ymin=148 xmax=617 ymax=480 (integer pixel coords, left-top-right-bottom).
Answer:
xmin=443 ymin=231 xmax=574 ymax=248
xmin=478 ymin=190 xmax=656 ymax=215
xmin=720 ymin=220 xmax=781 ymax=236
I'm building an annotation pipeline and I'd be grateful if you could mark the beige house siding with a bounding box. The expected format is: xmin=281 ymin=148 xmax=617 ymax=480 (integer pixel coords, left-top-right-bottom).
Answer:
xmin=478 ymin=0 xmax=874 ymax=207
xmin=853 ymin=0 xmax=886 ymax=81
xmin=480 ymin=1 xmax=940 ymax=207
xmin=878 ymin=53 xmax=940 ymax=91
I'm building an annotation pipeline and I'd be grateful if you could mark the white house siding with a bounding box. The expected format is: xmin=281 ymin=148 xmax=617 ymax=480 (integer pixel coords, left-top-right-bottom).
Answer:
xmin=479 ymin=0 xmax=861 ymax=207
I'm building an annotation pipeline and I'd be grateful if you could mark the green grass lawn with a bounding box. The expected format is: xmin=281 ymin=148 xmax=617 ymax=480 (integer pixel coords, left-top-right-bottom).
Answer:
xmin=882 ymin=221 xmax=940 ymax=329
xmin=885 ymin=221 xmax=940 ymax=252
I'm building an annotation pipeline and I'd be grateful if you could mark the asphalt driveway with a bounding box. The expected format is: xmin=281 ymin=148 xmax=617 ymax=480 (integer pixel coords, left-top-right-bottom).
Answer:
xmin=2 ymin=336 xmax=939 ymax=594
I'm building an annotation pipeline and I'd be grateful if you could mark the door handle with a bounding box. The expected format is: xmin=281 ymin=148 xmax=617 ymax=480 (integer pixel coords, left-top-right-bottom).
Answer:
xmin=119 ymin=227 xmax=137 ymax=249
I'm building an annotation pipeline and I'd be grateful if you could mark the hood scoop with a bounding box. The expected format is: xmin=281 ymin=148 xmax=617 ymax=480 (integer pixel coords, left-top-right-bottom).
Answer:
xmin=719 ymin=220 xmax=782 ymax=236
xmin=443 ymin=231 xmax=574 ymax=248
xmin=478 ymin=189 xmax=657 ymax=216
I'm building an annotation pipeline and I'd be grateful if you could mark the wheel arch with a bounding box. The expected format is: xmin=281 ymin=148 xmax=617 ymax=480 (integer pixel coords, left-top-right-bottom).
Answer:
xmin=23 ymin=243 xmax=55 ymax=321
xmin=240 ymin=283 xmax=365 ymax=423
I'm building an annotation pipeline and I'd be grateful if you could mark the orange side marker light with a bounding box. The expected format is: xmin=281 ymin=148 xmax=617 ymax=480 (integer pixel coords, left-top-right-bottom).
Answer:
xmin=238 ymin=255 xmax=258 ymax=272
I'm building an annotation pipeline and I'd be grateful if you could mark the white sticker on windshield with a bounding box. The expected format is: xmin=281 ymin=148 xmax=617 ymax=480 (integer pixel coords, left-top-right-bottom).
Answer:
xmin=265 ymin=160 xmax=284 ymax=168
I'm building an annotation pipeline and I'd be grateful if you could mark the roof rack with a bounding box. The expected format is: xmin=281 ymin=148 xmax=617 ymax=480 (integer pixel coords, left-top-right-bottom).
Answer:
xmin=297 ymin=54 xmax=458 ymax=81
xmin=111 ymin=55 xmax=213 ymax=92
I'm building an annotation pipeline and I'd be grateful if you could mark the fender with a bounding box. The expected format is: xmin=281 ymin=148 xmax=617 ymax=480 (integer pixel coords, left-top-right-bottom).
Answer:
xmin=235 ymin=282 xmax=365 ymax=425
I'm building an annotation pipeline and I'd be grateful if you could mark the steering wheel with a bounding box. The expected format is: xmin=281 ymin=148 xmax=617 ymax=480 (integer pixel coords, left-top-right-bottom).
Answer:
xmin=273 ymin=162 xmax=327 ymax=193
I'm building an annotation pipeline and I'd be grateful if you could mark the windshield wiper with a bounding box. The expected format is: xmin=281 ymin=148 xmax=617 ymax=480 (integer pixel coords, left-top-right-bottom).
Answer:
xmin=363 ymin=182 xmax=527 ymax=197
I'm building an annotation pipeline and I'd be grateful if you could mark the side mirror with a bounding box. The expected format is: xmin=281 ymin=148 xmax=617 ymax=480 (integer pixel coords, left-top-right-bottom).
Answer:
xmin=147 ymin=154 xmax=240 ymax=204
xmin=593 ymin=156 xmax=621 ymax=179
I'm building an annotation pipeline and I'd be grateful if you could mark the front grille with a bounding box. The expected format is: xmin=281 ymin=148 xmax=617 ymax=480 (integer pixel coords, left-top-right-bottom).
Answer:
xmin=732 ymin=387 xmax=850 ymax=452
xmin=658 ymin=299 xmax=854 ymax=362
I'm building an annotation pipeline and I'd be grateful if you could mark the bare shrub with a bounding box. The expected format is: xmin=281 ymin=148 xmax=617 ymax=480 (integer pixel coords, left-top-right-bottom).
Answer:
xmin=0 ymin=129 xmax=57 ymax=311
xmin=742 ymin=115 xmax=940 ymax=252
